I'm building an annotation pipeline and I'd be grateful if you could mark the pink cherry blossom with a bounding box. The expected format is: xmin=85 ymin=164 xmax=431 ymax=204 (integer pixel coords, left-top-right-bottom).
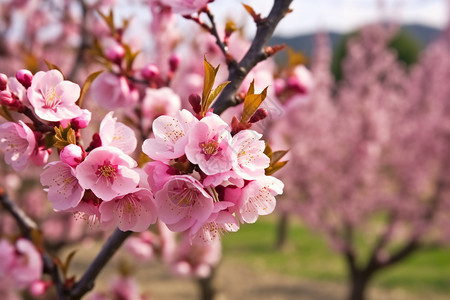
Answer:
xmin=99 ymin=112 xmax=137 ymax=154
xmin=60 ymin=109 xmax=92 ymax=129
xmin=185 ymin=114 xmax=233 ymax=175
xmin=230 ymin=130 xmax=270 ymax=180
xmin=203 ymin=170 xmax=244 ymax=188
xmin=30 ymin=145 xmax=51 ymax=166
xmin=159 ymin=0 xmax=209 ymax=15
xmin=90 ymin=72 xmax=138 ymax=110
xmin=40 ymin=161 xmax=84 ymax=211
xmin=142 ymin=87 xmax=181 ymax=122
xmin=27 ymin=69 xmax=82 ymax=121
xmin=189 ymin=202 xmax=239 ymax=245
xmin=124 ymin=233 xmax=155 ymax=261
xmin=238 ymin=176 xmax=284 ymax=223
xmin=155 ymin=175 xmax=214 ymax=232
xmin=99 ymin=188 xmax=157 ymax=232
xmin=76 ymin=146 xmax=140 ymax=201
xmin=10 ymin=238 xmax=43 ymax=289
xmin=142 ymin=109 xmax=197 ymax=161
xmin=0 ymin=121 xmax=36 ymax=171
xmin=143 ymin=160 xmax=177 ymax=192
xmin=171 ymin=233 xmax=221 ymax=279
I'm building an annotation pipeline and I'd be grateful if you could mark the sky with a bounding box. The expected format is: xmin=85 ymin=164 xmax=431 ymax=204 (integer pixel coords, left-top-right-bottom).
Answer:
xmin=208 ymin=0 xmax=449 ymax=37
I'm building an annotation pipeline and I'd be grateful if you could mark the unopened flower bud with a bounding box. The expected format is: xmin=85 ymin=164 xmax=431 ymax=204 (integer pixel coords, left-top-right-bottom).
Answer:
xmin=60 ymin=144 xmax=83 ymax=167
xmin=0 ymin=73 xmax=8 ymax=90
xmin=249 ymin=108 xmax=268 ymax=123
xmin=188 ymin=93 xmax=201 ymax=114
xmin=72 ymin=109 xmax=92 ymax=130
xmin=31 ymin=146 xmax=51 ymax=166
xmin=30 ymin=280 xmax=50 ymax=297
xmin=169 ymin=54 xmax=180 ymax=72
xmin=141 ymin=63 xmax=160 ymax=80
xmin=87 ymin=132 xmax=102 ymax=151
xmin=0 ymin=90 xmax=13 ymax=105
xmin=16 ymin=69 xmax=33 ymax=89
xmin=105 ymin=44 xmax=125 ymax=65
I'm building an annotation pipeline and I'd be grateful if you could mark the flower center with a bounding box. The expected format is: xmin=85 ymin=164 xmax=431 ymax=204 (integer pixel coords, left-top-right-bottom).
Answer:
xmin=201 ymin=139 xmax=219 ymax=156
xmin=96 ymin=160 xmax=118 ymax=185
xmin=43 ymin=87 xmax=61 ymax=110
xmin=169 ymin=186 xmax=196 ymax=207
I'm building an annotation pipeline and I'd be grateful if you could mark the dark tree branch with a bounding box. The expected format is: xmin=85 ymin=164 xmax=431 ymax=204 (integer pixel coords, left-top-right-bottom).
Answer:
xmin=212 ymin=0 xmax=293 ymax=115
xmin=204 ymin=9 xmax=239 ymax=69
xmin=22 ymin=106 xmax=55 ymax=133
xmin=70 ymin=229 xmax=132 ymax=299
xmin=0 ymin=187 xmax=38 ymax=238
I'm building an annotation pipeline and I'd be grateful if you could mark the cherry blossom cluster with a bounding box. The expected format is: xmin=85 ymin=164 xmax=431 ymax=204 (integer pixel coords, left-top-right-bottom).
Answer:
xmin=0 ymin=62 xmax=283 ymax=245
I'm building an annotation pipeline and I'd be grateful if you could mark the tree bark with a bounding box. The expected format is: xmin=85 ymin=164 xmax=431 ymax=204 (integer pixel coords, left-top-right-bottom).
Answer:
xmin=197 ymin=269 xmax=216 ymax=300
xmin=348 ymin=270 xmax=372 ymax=300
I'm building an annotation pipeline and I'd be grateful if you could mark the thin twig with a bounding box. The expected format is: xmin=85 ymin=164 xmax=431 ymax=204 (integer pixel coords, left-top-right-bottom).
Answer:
xmin=212 ymin=0 xmax=293 ymax=115
xmin=70 ymin=229 xmax=132 ymax=299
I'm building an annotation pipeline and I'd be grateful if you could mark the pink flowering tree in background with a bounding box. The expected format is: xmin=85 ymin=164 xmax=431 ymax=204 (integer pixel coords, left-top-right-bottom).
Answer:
xmin=0 ymin=0 xmax=292 ymax=299
xmin=271 ymin=20 xmax=450 ymax=300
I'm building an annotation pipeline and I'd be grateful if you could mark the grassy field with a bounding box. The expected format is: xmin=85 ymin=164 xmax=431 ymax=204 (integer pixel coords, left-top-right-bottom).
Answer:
xmin=222 ymin=215 xmax=450 ymax=297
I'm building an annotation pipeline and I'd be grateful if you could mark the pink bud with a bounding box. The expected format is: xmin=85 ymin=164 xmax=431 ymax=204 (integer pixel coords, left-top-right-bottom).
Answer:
xmin=31 ymin=146 xmax=51 ymax=166
xmin=87 ymin=132 xmax=102 ymax=151
xmin=249 ymin=108 xmax=268 ymax=123
xmin=105 ymin=44 xmax=125 ymax=65
xmin=0 ymin=90 xmax=13 ymax=105
xmin=16 ymin=69 xmax=33 ymax=89
xmin=30 ymin=280 xmax=49 ymax=297
xmin=60 ymin=144 xmax=84 ymax=167
xmin=188 ymin=93 xmax=201 ymax=114
xmin=141 ymin=63 xmax=160 ymax=80
xmin=72 ymin=109 xmax=92 ymax=130
xmin=0 ymin=73 xmax=8 ymax=90
xmin=169 ymin=54 xmax=180 ymax=72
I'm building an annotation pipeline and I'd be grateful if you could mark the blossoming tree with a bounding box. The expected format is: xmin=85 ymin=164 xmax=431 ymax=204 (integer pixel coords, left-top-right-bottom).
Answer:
xmin=273 ymin=23 xmax=450 ymax=300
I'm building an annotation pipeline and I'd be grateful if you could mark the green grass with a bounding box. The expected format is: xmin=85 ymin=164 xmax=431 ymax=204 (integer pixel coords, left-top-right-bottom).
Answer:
xmin=222 ymin=215 xmax=450 ymax=296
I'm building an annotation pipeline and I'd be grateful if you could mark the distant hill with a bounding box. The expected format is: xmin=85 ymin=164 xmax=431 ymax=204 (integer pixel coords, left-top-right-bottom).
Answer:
xmin=269 ymin=24 xmax=442 ymax=60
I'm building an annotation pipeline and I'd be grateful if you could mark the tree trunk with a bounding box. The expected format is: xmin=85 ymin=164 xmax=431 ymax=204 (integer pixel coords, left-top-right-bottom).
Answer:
xmin=275 ymin=211 xmax=289 ymax=250
xmin=197 ymin=270 xmax=216 ymax=300
xmin=348 ymin=270 xmax=372 ymax=300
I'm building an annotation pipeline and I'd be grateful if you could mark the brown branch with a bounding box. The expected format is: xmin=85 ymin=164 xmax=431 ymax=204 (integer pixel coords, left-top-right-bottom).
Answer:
xmin=70 ymin=229 xmax=132 ymax=299
xmin=22 ymin=106 xmax=54 ymax=133
xmin=212 ymin=0 xmax=293 ymax=115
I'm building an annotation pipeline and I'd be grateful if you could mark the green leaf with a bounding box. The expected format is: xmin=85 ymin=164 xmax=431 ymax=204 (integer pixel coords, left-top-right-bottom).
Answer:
xmin=76 ymin=70 xmax=103 ymax=107
xmin=205 ymin=81 xmax=230 ymax=112
xmin=61 ymin=250 xmax=78 ymax=278
xmin=242 ymin=4 xmax=256 ymax=18
xmin=97 ymin=9 xmax=115 ymax=34
xmin=241 ymin=85 xmax=268 ymax=123
xmin=54 ymin=125 xmax=77 ymax=150
xmin=271 ymin=150 xmax=289 ymax=164
xmin=201 ymin=56 xmax=219 ymax=114
xmin=265 ymin=161 xmax=288 ymax=175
